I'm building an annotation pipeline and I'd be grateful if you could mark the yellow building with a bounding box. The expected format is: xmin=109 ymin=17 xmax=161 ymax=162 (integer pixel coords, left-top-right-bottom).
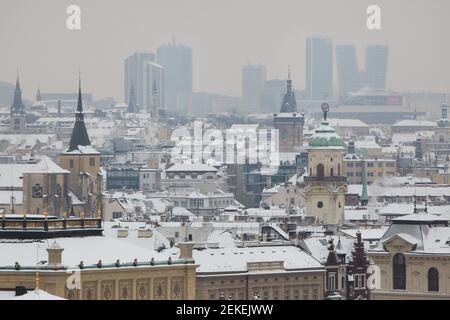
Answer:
xmin=368 ymin=213 xmax=450 ymax=299
xmin=303 ymin=104 xmax=347 ymax=225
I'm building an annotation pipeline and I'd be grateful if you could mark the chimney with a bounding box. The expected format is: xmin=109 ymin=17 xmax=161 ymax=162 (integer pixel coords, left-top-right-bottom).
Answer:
xmin=46 ymin=241 xmax=64 ymax=266
xmin=15 ymin=285 xmax=27 ymax=296
xmin=178 ymin=242 xmax=194 ymax=260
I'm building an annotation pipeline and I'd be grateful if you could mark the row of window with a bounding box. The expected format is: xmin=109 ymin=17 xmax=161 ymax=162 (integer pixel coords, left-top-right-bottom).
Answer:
xmin=209 ymin=286 xmax=319 ymax=300
xmin=393 ymin=253 xmax=439 ymax=292
xmin=69 ymin=157 xmax=96 ymax=168
xmin=346 ymin=162 xmax=395 ymax=168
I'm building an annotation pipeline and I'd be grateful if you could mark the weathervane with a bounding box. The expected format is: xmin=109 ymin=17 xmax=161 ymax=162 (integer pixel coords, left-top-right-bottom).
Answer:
xmin=321 ymin=102 xmax=330 ymax=121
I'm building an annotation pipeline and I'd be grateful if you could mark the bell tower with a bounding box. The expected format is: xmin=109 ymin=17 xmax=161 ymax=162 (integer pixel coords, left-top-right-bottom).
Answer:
xmin=303 ymin=103 xmax=347 ymax=225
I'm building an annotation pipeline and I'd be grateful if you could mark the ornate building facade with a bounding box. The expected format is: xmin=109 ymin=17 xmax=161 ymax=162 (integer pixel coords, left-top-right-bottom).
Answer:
xmin=303 ymin=103 xmax=347 ymax=225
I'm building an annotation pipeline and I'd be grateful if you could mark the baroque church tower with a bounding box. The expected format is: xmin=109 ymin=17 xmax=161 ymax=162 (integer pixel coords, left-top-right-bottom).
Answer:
xmin=58 ymin=78 xmax=102 ymax=217
xmin=303 ymin=103 xmax=347 ymax=225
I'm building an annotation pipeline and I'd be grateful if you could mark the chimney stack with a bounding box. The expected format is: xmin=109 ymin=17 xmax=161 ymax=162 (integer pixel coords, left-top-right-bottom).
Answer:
xmin=178 ymin=242 xmax=194 ymax=261
xmin=46 ymin=241 xmax=64 ymax=266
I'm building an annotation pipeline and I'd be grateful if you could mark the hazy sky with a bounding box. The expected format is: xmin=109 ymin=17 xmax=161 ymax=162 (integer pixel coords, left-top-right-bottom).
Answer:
xmin=1 ymin=0 xmax=449 ymax=101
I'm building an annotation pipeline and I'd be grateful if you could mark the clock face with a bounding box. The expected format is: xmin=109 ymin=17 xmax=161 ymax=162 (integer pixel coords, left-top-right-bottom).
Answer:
xmin=321 ymin=103 xmax=330 ymax=113
xmin=32 ymin=185 xmax=43 ymax=198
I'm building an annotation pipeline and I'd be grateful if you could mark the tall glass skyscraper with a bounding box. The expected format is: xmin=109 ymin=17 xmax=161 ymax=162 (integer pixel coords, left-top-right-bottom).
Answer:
xmin=124 ymin=51 xmax=156 ymax=109
xmin=305 ymin=37 xmax=333 ymax=100
xmin=156 ymin=40 xmax=192 ymax=111
xmin=336 ymin=45 xmax=362 ymax=96
xmin=365 ymin=45 xmax=388 ymax=89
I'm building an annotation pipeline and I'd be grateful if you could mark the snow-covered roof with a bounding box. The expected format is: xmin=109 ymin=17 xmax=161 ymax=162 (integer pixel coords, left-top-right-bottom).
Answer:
xmin=61 ymin=145 xmax=100 ymax=155
xmin=354 ymin=140 xmax=381 ymax=149
xmin=393 ymin=120 xmax=437 ymax=127
xmin=24 ymin=156 xmax=70 ymax=174
xmin=166 ymin=163 xmax=217 ymax=172
xmin=0 ymin=289 xmax=65 ymax=300
xmin=0 ymin=190 xmax=23 ymax=205
xmin=327 ymin=118 xmax=369 ymax=128
xmin=194 ymin=246 xmax=323 ymax=274
xmin=339 ymin=227 xmax=388 ymax=241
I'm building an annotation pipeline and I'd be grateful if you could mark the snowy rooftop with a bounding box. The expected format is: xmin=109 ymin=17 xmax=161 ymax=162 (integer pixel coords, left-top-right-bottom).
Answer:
xmin=194 ymin=246 xmax=323 ymax=274
xmin=393 ymin=120 xmax=437 ymax=127
xmin=166 ymin=163 xmax=217 ymax=172
xmin=0 ymin=289 xmax=65 ymax=300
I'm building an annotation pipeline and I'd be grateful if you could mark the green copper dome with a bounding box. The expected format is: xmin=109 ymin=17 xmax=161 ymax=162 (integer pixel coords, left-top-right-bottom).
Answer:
xmin=308 ymin=121 xmax=344 ymax=148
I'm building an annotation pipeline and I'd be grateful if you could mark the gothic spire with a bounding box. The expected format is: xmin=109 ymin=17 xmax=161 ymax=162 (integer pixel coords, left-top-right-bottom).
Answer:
xmin=68 ymin=77 xmax=91 ymax=151
xmin=360 ymin=159 xmax=369 ymax=206
xmin=11 ymin=73 xmax=24 ymax=114
xmin=280 ymin=67 xmax=297 ymax=113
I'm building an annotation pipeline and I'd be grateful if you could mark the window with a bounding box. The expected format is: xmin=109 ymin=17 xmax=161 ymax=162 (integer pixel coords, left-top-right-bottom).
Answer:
xmin=368 ymin=172 xmax=374 ymax=177
xmin=312 ymin=287 xmax=318 ymax=300
xmin=347 ymin=172 xmax=354 ymax=177
xmin=347 ymin=162 xmax=354 ymax=167
xmin=428 ymin=268 xmax=439 ymax=292
xmin=378 ymin=163 xmax=383 ymax=168
xmin=89 ymin=157 xmax=95 ymax=166
xmin=285 ymin=289 xmax=290 ymax=300
xmin=378 ymin=172 xmax=383 ymax=177
xmin=317 ymin=164 xmax=324 ymax=179
xmin=330 ymin=168 xmax=334 ymax=176
xmin=303 ymin=288 xmax=309 ymax=300
xmin=338 ymin=164 xmax=341 ymax=176
xmin=112 ymin=212 xmax=122 ymax=219
xmin=393 ymin=253 xmax=406 ymax=290
xmin=317 ymin=201 xmax=323 ymax=209
xmin=69 ymin=159 xmax=74 ymax=168
xmin=273 ymin=290 xmax=279 ymax=300
xmin=293 ymin=289 xmax=299 ymax=300
xmin=263 ymin=290 xmax=269 ymax=300
xmin=328 ymin=273 xmax=336 ymax=291
xmin=367 ymin=162 xmax=374 ymax=167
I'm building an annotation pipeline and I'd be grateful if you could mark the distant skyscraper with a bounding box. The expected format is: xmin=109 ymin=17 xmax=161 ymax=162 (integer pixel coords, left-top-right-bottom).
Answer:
xmin=305 ymin=37 xmax=333 ymax=100
xmin=365 ymin=45 xmax=388 ymax=89
xmin=143 ymin=62 xmax=165 ymax=117
xmin=336 ymin=45 xmax=362 ymax=96
xmin=0 ymin=81 xmax=15 ymax=107
xmin=124 ymin=51 xmax=156 ymax=109
xmin=241 ymin=63 xmax=266 ymax=102
xmin=156 ymin=39 xmax=192 ymax=111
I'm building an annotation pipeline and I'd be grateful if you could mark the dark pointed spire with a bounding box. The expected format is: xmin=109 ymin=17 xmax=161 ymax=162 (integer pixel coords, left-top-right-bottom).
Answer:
xmin=11 ymin=73 xmax=24 ymax=114
xmin=280 ymin=66 xmax=297 ymax=113
xmin=127 ymin=82 xmax=137 ymax=113
xmin=360 ymin=159 xmax=369 ymax=206
xmin=36 ymin=87 xmax=42 ymax=102
xmin=68 ymin=76 xmax=91 ymax=151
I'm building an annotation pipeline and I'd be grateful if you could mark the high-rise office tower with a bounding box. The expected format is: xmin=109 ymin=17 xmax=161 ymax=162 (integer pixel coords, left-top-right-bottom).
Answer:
xmin=241 ymin=63 xmax=266 ymax=102
xmin=156 ymin=39 xmax=192 ymax=111
xmin=305 ymin=37 xmax=333 ymax=100
xmin=124 ymin=51 xmax=156 ymax=109
xmin=336 ymin=45 xmax=362 ymax=96
xmin=365 ymin=45 xmax=388 ymax=89
xmin=143 ymin=61 xmax=165 ymax=118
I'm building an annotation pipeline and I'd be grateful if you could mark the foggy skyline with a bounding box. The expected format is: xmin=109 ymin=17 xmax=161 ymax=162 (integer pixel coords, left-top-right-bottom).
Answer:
xmin=1 ymin=0 xmax=449 ymax=101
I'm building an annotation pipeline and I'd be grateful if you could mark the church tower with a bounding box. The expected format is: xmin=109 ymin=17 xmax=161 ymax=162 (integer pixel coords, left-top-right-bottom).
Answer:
xmin=58 ymin=78 xmax=102 ymax=217
xmin=10 ymin=74 xmax=26 ymax=132
xmin=273 ymin=69 xmax=304 ymax=152
xmin=303 ymin=103 xmax=347 ymax=225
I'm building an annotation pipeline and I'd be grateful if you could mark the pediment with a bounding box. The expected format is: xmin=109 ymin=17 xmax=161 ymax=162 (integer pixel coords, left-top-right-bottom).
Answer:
xmin=382 ymin=233 xmax=417 ymax=252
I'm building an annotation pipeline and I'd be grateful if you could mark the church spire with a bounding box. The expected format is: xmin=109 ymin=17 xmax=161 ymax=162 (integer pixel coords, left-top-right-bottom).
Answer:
xmin=360 ymin=159 xmax=369 ymax=206
xmin=68 ymin=76 xmax=91 ymax=151
xmin=11 ymin=73 xmax=24 ymax=114
xmin=280 ymin=66 xmax=297 ymax=113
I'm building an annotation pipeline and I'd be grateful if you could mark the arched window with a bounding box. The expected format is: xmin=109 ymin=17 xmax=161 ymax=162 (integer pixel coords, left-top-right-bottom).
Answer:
xmin=393 ymin=253 xmax=406 ymax=290
xmin=317 ymin=164 xmax=324 ymax=179
xmin=428 ymin=268 xmax=439 ymax=292
xmin=330 ymin=168 xmax=334 ymax=176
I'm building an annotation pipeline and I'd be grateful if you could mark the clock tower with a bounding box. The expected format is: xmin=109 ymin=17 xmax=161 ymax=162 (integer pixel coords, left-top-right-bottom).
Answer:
xmin=303 ymin=103 xmax=347 ymax=225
